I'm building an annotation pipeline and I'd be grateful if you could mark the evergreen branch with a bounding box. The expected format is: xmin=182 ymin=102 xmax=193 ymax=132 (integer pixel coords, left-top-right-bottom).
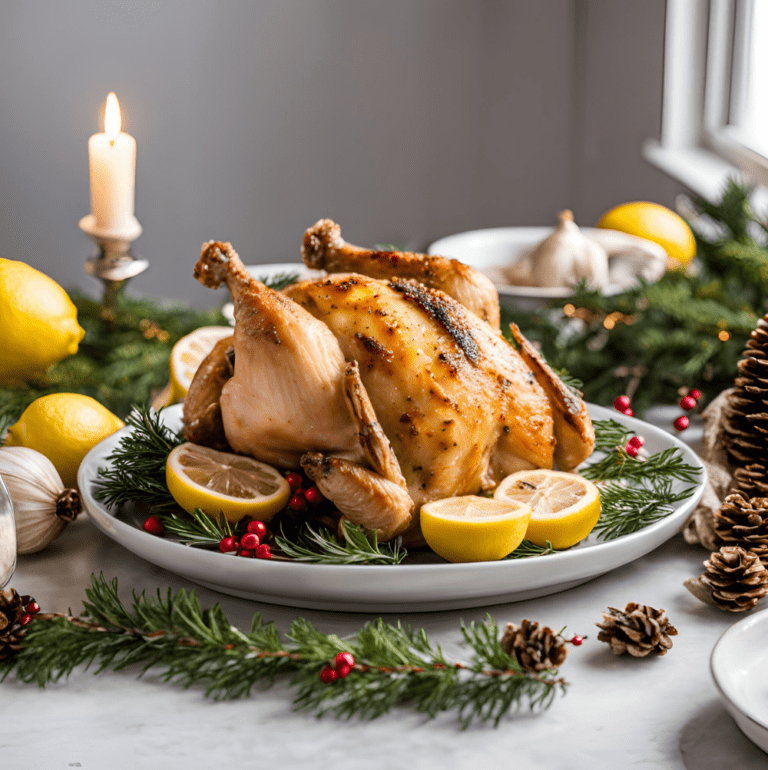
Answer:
xmin=593 ymin=479 xmax=694 ymax=541
xmin=274 ymin=520 xmax=406 ymax=565
xmin=592 ymin=418 xmax=631 ymax=452
xmin=92 ymin=405 xmax=182 ymax=512
xmin=157 ymin=508 xmax=231 ymax=547
xmin=1 ymin=575 xmax=567 ymax=726
xmin=254 ymin=272 xmax=300 ymax=292
xmin=506 ymin=540 xmax=556 ymax=559
xmin=581 ymin=446 xmax=701 ymax=485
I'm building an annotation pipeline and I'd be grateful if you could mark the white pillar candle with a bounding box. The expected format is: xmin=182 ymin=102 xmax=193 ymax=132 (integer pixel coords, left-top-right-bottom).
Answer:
xmin=87 ymin=93 xmax=136 ymax=233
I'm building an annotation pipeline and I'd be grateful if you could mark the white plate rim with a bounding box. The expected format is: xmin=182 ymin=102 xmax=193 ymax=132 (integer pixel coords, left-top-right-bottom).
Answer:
xmin=711 ymin=608 xmax=768 ymax=750
xmin=79 ymin=403 xmax=706 ymax=612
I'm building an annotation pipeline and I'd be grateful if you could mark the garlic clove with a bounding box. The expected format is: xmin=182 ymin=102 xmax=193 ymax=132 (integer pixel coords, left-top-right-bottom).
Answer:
xmin=530 ymin=210 xmax=609 ymax=289
xmin=0 ymin=446 xmax=82 ymax=554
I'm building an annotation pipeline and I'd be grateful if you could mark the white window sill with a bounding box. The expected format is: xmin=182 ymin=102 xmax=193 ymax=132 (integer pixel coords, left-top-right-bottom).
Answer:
xmin=643 ymin=139 xmax=768 ymax=213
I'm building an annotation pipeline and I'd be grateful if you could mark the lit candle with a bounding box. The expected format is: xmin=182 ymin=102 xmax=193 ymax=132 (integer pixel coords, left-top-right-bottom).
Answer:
xmin=87 ymin=93 xmax=136 ymax=233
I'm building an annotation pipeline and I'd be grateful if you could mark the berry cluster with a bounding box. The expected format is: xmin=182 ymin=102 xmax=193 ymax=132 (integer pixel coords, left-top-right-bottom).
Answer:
xmin=613 ymin=394 xmax=634 ymax=418
xmin=219 ymin=520 xmax=272 ymax=559
xmin=624 ymin=434 xmax=645 ymax=458
xmin=20 ymin=600 xmax=40 ymax=627
xmin=285 ymin=472 xmax=324 ymax=512
xmin=673 ymin=388 xmax=701 ymax=432
xmin=320 ymin=652 xmax=356 ymax=683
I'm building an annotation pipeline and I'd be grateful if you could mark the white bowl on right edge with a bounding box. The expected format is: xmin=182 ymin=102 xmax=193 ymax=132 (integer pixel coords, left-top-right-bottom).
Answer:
xmin=711 ymin=609 xmax=768 ymax=755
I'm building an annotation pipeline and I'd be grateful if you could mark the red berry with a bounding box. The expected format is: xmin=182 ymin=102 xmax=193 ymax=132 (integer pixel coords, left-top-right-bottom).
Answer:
xmin=674 ymin=415 xmax=689 ymax=431
xmin=335 ymin=652 xmax=355 ymax=669
xmin=680 ymin=396 xmax=696 ymax=411
xmin=237 ymin=549 xmax=254 ymax=557
xmin=219 ymin=536 xmax=239 ymax=553
xmin=25 ymin=602 xmax=40 ymax=615
xmin=247 ymin=521 xmax=267 ymax=539
xmin=320 ymin=665 xmax=338 ymax=683
xmin=622 ymin=408 xmax=634 ymax=418
xmin=240 ymin=532 xmax=260 ymax=550
xmin=20 ymin=613 xmax=32 ymax=626
xmin=255 ymin=544 xmax=272 ymax=560
xmin=288 ymin=494 xmax=308 ymax=512
xmin=571 ymin=635 xmax=583 ymax=646
xmin=336 ymin=663 xmax=352 ymax=679
xmin=614 ymin=395 xmax=631 ymax=412
xmin=628 ymin=436 xmax=645 ymax=449
xmin=689 ymin=389 xmax=702 ymax=400
xmin=142 ymin=516 xmax=164 ymax=536
xmin=285 ymin=472 xmax=303 ymax=490
xmin=304 ymin=486 xmax=323 ymax=505
xmin=625 ymin=443 xmax=639 ymax=458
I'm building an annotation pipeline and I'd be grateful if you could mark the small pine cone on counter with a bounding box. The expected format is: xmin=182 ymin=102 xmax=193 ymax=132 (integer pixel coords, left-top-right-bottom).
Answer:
xmin=685 ymin=545 xmax=768 ymax=612
xmin=0 ymin=589 xmax=34 ymax=662
xmin=596 ymin=603 xmax=677 ymax=657
xmin=714 ymin=492 xmax=768 ymax=566
xmin=500 ymin=619 xmax=567 ymax=672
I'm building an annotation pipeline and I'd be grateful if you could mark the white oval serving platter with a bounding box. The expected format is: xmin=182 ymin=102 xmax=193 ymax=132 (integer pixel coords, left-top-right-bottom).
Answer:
xmin=79 ymin=404 xmax=705 ymax=613
xmin=711 ymin=609 xmax=768 ymax=755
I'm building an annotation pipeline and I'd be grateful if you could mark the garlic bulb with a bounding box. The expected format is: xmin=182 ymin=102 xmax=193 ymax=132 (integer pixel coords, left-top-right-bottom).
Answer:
xmin=0 ymin=446 xmax=81 ymax=554
xmin=530 ymin=210 xmax=609 ymax=289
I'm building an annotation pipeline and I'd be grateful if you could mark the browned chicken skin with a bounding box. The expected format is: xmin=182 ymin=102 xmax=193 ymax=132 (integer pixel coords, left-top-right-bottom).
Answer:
xmin=302 ymin=219 xmax=501 ymax=330
xmin=188 ymin=230 xmax=595 ymax=544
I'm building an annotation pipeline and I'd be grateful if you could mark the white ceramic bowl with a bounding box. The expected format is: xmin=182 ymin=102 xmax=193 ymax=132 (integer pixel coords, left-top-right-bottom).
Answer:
xmin=711 ymin=609 xmax=768 ymax=754
xmin=79 ymin=404 xmax=705 ymax=613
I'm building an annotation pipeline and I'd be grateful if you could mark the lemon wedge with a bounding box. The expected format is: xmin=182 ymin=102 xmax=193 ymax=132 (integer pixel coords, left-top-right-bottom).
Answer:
xmin=494 ymin=469 xmax=601 ymax=550
xmin=166 ymin=443 xmax=290 ymax=523
xmin=169 ymin=326 xmax=233 ymax=403
xmin=420 ymin=496 xmax=532 ymax=563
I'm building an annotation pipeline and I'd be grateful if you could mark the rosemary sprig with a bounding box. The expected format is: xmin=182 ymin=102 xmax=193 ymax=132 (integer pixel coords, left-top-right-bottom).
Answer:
xmin=506 ymin=540 xmax=556 ymax=559
xmin=591 ymin=418 xmax=631 ymax=452
xmin=158 ymin=508 xmax=231 ymax=547
xmin=593 ymin=479 xmax=694 ymax=541
xmin=1 ymin=575 xmax=567 ymax=727
xmin=92 ymin=405 xmax=182 ymax=512
xmin=274 ymin=520 xmax=406 ymax=565
xmin=582 ymin=446 xmax=701 ymax=485
xmin=255 ymin=272 xmax=300 ymax=291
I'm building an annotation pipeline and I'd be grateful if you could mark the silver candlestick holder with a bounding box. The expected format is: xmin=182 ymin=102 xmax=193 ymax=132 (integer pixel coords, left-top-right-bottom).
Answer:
xmin=79 ymin=213 xmax=147 ymax=321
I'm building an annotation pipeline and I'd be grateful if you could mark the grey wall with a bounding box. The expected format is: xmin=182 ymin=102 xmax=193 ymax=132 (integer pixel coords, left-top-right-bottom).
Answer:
xmin=0 ymin=0 xmax=682 ymax=305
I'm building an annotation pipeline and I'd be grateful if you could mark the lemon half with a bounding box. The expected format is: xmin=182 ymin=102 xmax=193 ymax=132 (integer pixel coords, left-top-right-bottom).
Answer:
xmin=166 ymin=442 xmax=290 ymax=523
xmin=420 ymin=496 xmax=532 ymax=563
xmin=494 ymin=469 xmax=601 ymax=550
xmin=169 ymin=326 xmax=233 ymax=403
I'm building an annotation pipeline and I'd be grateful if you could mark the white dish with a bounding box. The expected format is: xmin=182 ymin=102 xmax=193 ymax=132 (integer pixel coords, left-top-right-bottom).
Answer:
xmin=428 ymin=227 xmax=660 ymax=311
xmin=79 ymin=404 xmax=705 ymax=613
xmin=711 ymin=609 xmax=768 ymax=755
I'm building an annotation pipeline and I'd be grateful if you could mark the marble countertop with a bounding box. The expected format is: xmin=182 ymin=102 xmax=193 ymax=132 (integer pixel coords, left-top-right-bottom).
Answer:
xmin=3 ymin=412 xmax=767 ymax=770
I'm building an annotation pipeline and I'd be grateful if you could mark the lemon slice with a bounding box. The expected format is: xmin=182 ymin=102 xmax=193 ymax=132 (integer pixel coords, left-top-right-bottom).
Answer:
xmin=420 ymin=496 xmax=532 ymax=563
xmin=494 ymin=470 xmax=601 ymax=550
xmin=169 ymin=326 xmax=233 ymax=403
xmin=166 ymin=443 xmax=290 ymax=523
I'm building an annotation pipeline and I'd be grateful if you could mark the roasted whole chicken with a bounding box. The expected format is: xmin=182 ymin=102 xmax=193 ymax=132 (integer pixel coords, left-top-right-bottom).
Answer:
xmin=185 ymin=220 xmax=595 ymax=545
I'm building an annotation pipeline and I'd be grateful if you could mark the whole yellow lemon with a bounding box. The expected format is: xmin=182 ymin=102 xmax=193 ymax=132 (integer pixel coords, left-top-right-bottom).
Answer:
xmin=6 ymin=394 xmax=124 ymax=489
xmin=0 ymin=258 xmax=85 ymax=383
xmin=597 ymin=202 xmax=696 ymax=266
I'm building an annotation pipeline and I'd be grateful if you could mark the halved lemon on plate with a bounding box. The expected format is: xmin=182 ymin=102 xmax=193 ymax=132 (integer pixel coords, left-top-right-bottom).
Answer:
xmin=166 ymin=442 xmax=290 ymax=523
xmin=494 ymin=469 xmax=601 ymax=550
xmin=420 ymin=496 xmax=533 ymax=563
xmin=169 ymin=326 xmax=233 ymax=403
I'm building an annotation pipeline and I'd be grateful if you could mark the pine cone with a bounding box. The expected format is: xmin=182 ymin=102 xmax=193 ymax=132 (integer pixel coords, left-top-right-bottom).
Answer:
xmin=724 ymin=316 xmax=768 ymax=495
xmin=714 ymin=492 xmax=768 ymax=565
xmin=596 ymin=603 xmax=677 ymax=657
xmin=500 ymin=619 xmax=567 ymax=672
xmin=684 ymin=545 xmax=768 ymax=612
xmin=0 ymin=589 xmax=34 ymax=662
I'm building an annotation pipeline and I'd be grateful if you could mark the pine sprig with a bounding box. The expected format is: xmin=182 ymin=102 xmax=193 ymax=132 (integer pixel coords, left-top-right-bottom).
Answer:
xmin=158 ymin=508 xmax=232 ymax=547
xmin=506 ymin=540 xmax=556 ymax=559
xmin=581 ymin=446 xmax=701 ymax=485
xmin=592 ymin=418 xmax=631 ymax=452
xmin=1 ymin=575 xmax=567 ymax=726
xmin=274 ymin=520 xmax=406 ymax=565
xmin=92 ymin=405 xmax=182 ymax=512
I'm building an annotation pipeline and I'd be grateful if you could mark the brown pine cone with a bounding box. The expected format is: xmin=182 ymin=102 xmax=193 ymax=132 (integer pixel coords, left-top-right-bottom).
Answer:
xmin=714 ymin=492 xmax=768 ymax=565
xmin=0 ymin=589 xmax=34 ymax=662
xmin=596 ymin=603 xmax=677 ymax=657
xmin=500 ymin=619 xmax=567 ymax=672
xmin=724 ymin=316 xmax=768 ymax=494
xmin=685 ymin=545 xmax=768 ymax=612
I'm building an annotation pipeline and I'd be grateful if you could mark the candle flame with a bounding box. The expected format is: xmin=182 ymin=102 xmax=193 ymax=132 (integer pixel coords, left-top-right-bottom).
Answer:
xmin=104 ymin=92 xmax=121 ymax=140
